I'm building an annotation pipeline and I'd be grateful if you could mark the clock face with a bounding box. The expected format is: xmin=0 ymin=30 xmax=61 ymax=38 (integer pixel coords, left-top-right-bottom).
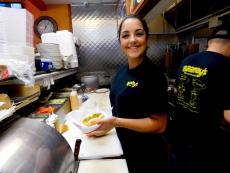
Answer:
xmin=34 ymin=16 xmax=58 ymax=37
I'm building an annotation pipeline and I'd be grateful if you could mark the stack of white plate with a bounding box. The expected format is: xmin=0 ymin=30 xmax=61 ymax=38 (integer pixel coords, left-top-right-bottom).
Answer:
xmin=41 ymin=30 xmax=79 ymax=68
xmin=36 ymin=43 xmax=63 ymax=70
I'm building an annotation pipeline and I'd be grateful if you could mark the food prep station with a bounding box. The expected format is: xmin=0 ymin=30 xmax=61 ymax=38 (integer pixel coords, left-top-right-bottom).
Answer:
xmin=0 ymin=91 xmax=128 ymax=173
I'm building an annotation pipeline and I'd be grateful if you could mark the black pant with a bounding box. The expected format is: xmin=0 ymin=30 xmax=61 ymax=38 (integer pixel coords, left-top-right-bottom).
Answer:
xmin=169 ymin=143 xmax=219 ymax=173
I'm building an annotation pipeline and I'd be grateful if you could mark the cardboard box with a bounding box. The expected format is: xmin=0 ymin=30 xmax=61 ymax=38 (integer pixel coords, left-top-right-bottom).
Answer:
xmin=7 ymin=84 xmax=40 ymax=97
xmin=0 ymin=93 xmax=12 ymax=110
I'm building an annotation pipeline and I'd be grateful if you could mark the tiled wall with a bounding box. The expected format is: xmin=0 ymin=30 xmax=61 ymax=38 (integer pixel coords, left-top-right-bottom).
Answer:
xmin=71 ymin=4 xmax=177 ymax=86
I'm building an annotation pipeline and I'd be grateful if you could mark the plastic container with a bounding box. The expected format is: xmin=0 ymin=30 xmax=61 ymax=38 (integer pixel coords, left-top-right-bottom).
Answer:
xmin=66 ymin=109 xmax=108 ymax=134
xmin=40 ymin=58 xmax=53 ymax=72
xmin=70 ymin=90 xmax=80 ymax=110
xmin=80 ymin=75 xmax=99 ymax=90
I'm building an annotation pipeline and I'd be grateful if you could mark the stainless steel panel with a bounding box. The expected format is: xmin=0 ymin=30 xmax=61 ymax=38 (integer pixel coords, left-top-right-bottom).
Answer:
xmin=147 ymin=34 xmax=178 ymax=67
xmin=71 ymin=4 xmax=172 ymax=84
xmin=0 ymin=118 xmax=77 ymax=173
xmin=72 ymin=4 xmax=125 ymax=73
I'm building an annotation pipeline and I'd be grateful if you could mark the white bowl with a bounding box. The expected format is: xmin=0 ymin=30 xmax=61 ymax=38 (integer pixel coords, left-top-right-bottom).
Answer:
xmin=66 ymin=109 xmax=108 ymax=134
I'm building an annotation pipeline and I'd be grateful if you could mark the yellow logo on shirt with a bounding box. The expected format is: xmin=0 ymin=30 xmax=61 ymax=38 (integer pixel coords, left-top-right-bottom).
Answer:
xmin=127 ymin=81 xmax=138 ymax=88
xmin=182 ymin=65 xmax=208 ymax=78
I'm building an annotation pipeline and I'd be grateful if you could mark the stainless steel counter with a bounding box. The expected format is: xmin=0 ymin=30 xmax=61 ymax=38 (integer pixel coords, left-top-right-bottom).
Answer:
xmin=0 ymin=118 xmax=78 ymax=173
xmin=62 ymin=91 xmax=128 ymax=172
xmin=63 ymin=91 xmax=123 ymax=160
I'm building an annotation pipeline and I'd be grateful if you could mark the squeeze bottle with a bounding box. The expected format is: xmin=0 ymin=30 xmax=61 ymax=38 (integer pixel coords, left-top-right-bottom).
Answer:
xmin=70 ymin=90 xmax=80 ymax=110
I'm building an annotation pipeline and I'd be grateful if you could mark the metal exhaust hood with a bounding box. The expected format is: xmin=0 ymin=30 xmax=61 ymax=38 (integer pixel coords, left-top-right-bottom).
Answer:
xmin=142 ymin=0 xmax=230 ymax=33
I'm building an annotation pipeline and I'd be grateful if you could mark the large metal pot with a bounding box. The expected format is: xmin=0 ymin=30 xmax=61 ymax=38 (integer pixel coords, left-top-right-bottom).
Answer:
xmin=0 ymin=118 xmax=79 ymax=173
xmin=80 ymin=75 xmax=99 ymax=90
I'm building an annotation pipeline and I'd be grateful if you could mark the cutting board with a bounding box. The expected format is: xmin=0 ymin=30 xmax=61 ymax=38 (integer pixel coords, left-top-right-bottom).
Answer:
xmin=62 ymin=122 xmax=123 ymax=160
xmin=62 ymin=92 xmax=123 ymax=160
xmin=78 ymin=159 xmax=129 ymax=173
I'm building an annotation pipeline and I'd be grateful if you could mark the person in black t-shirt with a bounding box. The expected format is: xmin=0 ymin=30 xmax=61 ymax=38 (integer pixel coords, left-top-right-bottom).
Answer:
xmin=87 ymin=14 xmax=169 ymax=173
xmin=171 ymin=24 xmax=230 ymax=173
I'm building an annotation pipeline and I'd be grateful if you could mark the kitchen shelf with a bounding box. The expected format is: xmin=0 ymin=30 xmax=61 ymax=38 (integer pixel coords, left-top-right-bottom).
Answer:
xmin=0 ymin=94 xmax=39 ymax=125
xmin=0 ymin=68 xmax=77 ymax=113
xmin=0 ymin=68 xmax=77 ymax=85
xmin=15 ymin=94 xmax=39 ymax=111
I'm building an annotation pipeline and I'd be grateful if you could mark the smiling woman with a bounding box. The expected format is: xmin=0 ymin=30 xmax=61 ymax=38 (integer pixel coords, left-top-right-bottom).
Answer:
xmin=87 ymin=14 xmax=169 ymax=173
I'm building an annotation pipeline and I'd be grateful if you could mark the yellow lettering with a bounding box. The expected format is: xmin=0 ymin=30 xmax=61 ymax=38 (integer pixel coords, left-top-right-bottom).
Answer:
xmin=126 ymin=81 xmax=139 ymax=88
xmin=182 ymin=65 xmax=208 ymax=77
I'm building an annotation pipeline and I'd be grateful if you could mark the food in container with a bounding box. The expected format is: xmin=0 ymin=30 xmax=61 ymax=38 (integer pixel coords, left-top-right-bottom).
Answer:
xmin=66 ymin=110 xmax=108 ymax=133
xmin=82 ymin=113 xmax=104 ymax=127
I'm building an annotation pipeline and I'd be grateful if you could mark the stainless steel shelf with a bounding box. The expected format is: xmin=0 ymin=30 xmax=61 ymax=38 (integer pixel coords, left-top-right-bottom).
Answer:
xmin=0 ymin=68 xmax=77 ymax=112
xmin=0 ymin=68 xmax=77 ymax=85
xmin=15 ymin=95 xmax=39 ymax=111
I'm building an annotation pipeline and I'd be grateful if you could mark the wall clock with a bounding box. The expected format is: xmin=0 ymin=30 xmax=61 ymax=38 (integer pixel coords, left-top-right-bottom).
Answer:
xmin=34 ymin=16 xmax=58 ymax=37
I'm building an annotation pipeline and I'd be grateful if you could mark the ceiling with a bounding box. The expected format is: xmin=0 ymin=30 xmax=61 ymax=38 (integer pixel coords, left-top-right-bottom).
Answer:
xmin=44 ymin=0 xmax=117 ymax=4
xmin=44 ymin=0 xmax=230 ymax=31
xmin=164 ymin=0 xmax=230 ymax=30
xmin=142 ymin=0 xmax=230 ymax=32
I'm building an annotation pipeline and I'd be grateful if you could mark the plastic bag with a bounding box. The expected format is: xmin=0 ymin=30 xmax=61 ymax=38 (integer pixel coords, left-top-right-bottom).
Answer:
xmin=0 ymin=106 xmax=15 ymax=122
xmin=0 ymin=58 xmax=35 ymax=86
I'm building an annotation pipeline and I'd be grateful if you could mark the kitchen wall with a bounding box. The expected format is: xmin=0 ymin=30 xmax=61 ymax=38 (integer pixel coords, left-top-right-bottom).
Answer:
xmin=71 ymin=3 xmax=124 ymax=86
xmin=23 ymin=0 xmax=41 ymax=18
xmin=23 ymin=1 xmax=72 ymax=45
xmin=71 ymin=3 xmax=177 ymax=86
xmin=41 ymin=5 xmax=72 ymax=31
xmin=178 ymin=27 xmax=212 ymax=52
xmin=38 ymin=4 xmax=72 ymax=45
xmin=147 ymin=34 xmax=177 ymax=69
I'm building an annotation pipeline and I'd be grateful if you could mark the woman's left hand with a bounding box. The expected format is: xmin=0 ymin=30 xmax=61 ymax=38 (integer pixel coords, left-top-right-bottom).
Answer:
xmin=86 ymin=116 xmax=116 ymax=137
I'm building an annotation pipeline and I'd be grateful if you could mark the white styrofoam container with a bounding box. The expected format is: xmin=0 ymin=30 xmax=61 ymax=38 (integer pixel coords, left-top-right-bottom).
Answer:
xmin=41 ymin=30 xmax=79 ymax=68
xmin=41 ymin=32 xmax=57 ymax=44
xmin=0 ymin=44 xmax=35 ymax=71
xmin=56 ymin=30 xmax=78 ymax=58
xmin=0 ymin=7 xmax=34 ymax=46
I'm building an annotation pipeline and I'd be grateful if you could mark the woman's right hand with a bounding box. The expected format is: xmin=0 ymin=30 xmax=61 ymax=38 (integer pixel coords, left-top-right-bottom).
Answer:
xmin=86 ymin=116 xmax=116 ymax=137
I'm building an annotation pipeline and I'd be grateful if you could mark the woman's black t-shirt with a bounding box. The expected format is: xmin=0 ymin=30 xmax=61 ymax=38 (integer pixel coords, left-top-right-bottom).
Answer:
xmin=110 ymin=57 xmax=168 ymax=172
